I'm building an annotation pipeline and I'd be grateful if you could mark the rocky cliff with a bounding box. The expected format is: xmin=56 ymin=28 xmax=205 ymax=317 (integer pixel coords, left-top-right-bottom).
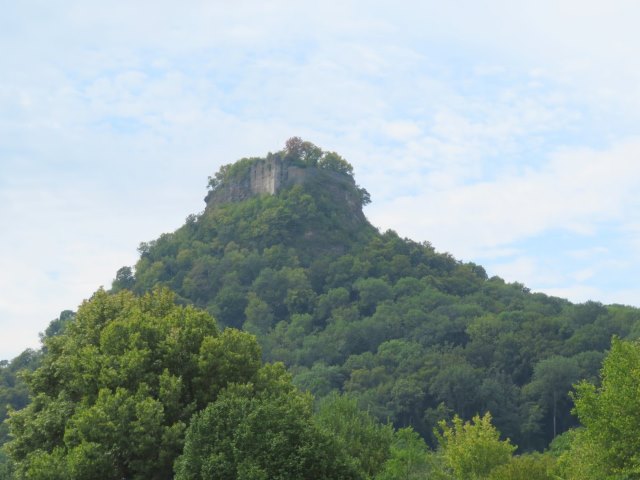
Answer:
xmin=204 ymin=156 xmax=366 ymax=222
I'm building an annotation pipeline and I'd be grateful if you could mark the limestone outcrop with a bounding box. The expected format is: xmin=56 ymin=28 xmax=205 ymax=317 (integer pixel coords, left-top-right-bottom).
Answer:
xmin=204 ymin=156 xmax=364 ymax=218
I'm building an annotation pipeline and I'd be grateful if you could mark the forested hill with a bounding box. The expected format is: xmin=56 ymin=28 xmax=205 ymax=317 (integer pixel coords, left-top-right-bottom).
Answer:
xmin=108 ymin=138 xmax=640 ymax=451
xmin=3 ymin=139 xmax=640 ymax=478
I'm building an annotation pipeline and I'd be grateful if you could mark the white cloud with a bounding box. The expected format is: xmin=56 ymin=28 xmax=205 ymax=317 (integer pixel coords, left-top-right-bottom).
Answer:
xmin=572 ymin=268 xmax=596 ymax=282
xmin=568 ymin=246 xmax=610 ymax=260
xmin=543 ymin=285 xmax=605 ymax=305
xmin=382 ymin=121 xmax=422 ymax=141
xmin=369 ymin=138 xmax=640 ymax=258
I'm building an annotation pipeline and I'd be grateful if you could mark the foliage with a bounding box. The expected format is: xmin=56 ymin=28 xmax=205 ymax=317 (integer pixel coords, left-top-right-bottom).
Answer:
xmin=487 ymin=453 xmax=555 ymax=480
xmin=374 ymin=427 xmax=436 ymax=480
xmin=318 ymin=151 xmax=354 ymax=176
xmin=0 ymin=311 xmax=82 ymax=479
xmin=315 ymin=393 xmax=394 ymax=478
xmin=0 ymin=449 xmax=14 ymax=479
xmin=285 ymin=137 xmax=324 ymax=167
xmin=174 ymin=367 xmax=362 ymax=480
xmin=207 ymin=158 xmax=258 ymax=192
xmin=5 ymin=288 xmax=262 ymax=480
xmin=523 ymin=355 xmax=581 ymax=439
xmin=0 ymin=349 xmax=41 ymax=446
xmin=111 ymin=266 xmax=134 ymax=292
xmin=551 ymin=428 xmax=607 ymax=480
xmin=435 ymin=413 xmax=516 ymax=480
xmin=568 ymin=337 xmax=640 ymax=478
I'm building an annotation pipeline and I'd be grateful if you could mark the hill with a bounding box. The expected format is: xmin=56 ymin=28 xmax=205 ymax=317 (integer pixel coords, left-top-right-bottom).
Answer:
xmin=110 ymin=138 xmax=640 ymax=450
xmin=3 ymin=138 xmax=640 ymax=478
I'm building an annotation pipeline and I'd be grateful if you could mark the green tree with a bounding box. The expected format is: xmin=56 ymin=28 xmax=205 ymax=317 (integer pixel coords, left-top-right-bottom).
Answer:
xmin=429 ymin=360 xmax=481 ymax=419
xmin=524 ymin=355 xmax=580 ymax=439
xmin=6 ymin=288 xmax=262 ymax=480
xmin=488 ymin=453 xmax=555 ymax=480
xmin=0 ymin=449 xmax=14 ymax=479
xmin=175 ymin=366 xmax=361 ymax=480
xmin=243 ymin=292 xmax=275 ymax=334
xmin=569 ymin=337 xmax=640 ymax=478
xmin=436 ymin=413 xmax=515 ymax=480
xmin=375 ymin=428 xmax=435 ymax=480
xmin=111 ymin=266 xmax=135 ymax=292
xmin=354 ymin=278 xmax=393 ymax=316
xmin=284 ymin=137 xmax=323 ymax=166
xmin=318 ymin=151 xmax=354 ymax=177
xmin=550 ymin=428 xmax=605 ymax=480
xmin=42 ymin=310 xmax=75 ymax=339
xmin=214 ymin=284 xmax=248 ymax=328
xmin=315 ymin=393 xmax=394 ymax=478
xmin=0 ymin=348 xmax=41 ymax=445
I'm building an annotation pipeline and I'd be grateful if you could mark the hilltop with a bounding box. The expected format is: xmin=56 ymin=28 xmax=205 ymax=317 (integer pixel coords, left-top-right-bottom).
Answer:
xmin=203 ymin=139 xmax=367 ymax=219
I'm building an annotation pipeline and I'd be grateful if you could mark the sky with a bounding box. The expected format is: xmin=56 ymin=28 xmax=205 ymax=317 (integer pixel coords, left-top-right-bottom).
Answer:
xmin=2 ymin=1 xmax=640 ymax=359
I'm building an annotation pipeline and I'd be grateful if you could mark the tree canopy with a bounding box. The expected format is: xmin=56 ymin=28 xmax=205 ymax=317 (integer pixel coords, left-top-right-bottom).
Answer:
xmin=558 ymin=337 xmax=640 ymax=478
xmin=175 ymin=372 xmax=362 ymax=480
xmin=6 ymin=289 xmax=264 ymax=479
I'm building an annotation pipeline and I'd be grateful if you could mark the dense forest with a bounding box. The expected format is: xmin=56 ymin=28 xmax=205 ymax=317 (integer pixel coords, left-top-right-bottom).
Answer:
xmin=2 ymin=138 xmax=640 ymax=479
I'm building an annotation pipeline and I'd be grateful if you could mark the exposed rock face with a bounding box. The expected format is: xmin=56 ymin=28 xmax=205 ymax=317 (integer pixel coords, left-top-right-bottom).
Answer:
xmin=247 ymin=157 xmax=307 ymax=195
xmin=204 ymin=157 xmax=364 ymax=220
xmin=203 ymin=157 xmax=283 ymax=206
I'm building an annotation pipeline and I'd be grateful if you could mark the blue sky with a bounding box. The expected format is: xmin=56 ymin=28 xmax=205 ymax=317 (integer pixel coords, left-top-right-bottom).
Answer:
xmin=2 ymin=1 xmax=640 ymax=359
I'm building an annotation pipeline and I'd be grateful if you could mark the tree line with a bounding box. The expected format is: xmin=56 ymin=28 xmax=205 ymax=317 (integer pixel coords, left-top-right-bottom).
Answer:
xmin=1 ymin=288 xmax=638 ymax=478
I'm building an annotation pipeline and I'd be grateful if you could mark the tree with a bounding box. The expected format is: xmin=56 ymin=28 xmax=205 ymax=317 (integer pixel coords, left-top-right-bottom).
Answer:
xmin=0 ymin=448 xmax=14 ymax=479
xmin=42 ymin=310 xmax=75 ymax=339
xmin=315 ymin=393 xmax=394 ymax=478
xmin=428 ymin=361 xmax=481 ymax=419
xmin=175 ymin=366 xmax=362 ymax=480
xmin=214 ymin=285 xmax=248 ymax=328
xmin=354 ymin=278 xmax=393 ymax=316
xmin=524 ymin=355 xmax=580 ymax=439
xmin=569 ymin=338 xmax=640 ymax=477
xmin=207 ymin=164 xmax=230 ymax=192
xmin=284 ymin=137 xmax=323 ymax=166
xmin=111 ymin=266 xmax=135 ymax=292
xmin=0 ymin=346 xmax=41 ymax=471
xmin=284 ymin=136 xmax=305 ymax=162
xmin=550 ymin=428 xmax=605 ymax=480
xmin=6 ymin=288 xmax=262 ymax=480
xmin=357 ymin=186 xmax=371 ymax=206
xmin=375 ymin=428 xmax=434 ymax=480
xmin=243 ymin=292 xmax=275 ymax=334
xmin=487 ymin=453 xmax=555 ymax=480
xmin=436 ymin=413 xmax=515 ymax=480
xmin=318 ymin=151 xmax=354 ymax=177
